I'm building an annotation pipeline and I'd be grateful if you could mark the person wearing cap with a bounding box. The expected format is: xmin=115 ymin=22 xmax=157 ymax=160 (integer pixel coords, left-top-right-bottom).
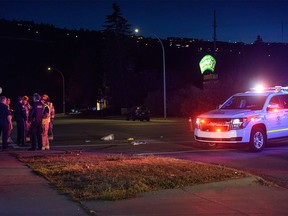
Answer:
xmin=41 ymin=95 xmax=50 ymax=150
xmin=28 ymin=93 xmax=44 ymax=151
xmin=0 ymin=96 xmax=12 ymax=151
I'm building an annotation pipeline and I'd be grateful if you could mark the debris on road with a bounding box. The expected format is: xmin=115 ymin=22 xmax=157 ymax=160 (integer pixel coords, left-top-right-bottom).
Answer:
xmin=101 ymin=134 xmax=115 ymax=141
xmin=131 ymin=141 xmax=147 ymax=145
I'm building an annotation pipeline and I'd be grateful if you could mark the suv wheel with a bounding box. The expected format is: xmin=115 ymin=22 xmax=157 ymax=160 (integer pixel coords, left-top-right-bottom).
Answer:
xmin=249 ymin=127 xmax=266 ymax=152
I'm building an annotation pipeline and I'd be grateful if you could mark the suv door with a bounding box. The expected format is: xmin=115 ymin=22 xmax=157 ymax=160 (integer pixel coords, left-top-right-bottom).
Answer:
xmin=266 ymin=95 xmax=285 ymax=139
xmin=278 ymin=94 xmax=288 ymax=136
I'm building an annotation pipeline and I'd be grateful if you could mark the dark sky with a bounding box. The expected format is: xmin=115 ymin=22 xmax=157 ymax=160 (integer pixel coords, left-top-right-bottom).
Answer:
xmin=1 ymin=0 xmax=288 ymax=43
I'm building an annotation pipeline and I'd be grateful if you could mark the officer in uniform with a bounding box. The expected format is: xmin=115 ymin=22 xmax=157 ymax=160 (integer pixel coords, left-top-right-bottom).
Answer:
xmin=22 ymin=96 xmax=32 ymax=143
xmin=42 ymin=94 xmax=55 ymax=141
xmin=41 ymin=95 xmax=50 ymax=150
xmin=28 ymin=93 xmax=44 ymax=151
xmin=0 ymin=96 xmax=12 ymax=151
xmin=14 ymin=96 xmax=27 ymax=146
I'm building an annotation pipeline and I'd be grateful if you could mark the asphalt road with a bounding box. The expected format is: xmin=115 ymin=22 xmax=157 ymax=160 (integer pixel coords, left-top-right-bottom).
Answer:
xmin=31 ymin=116 xmax=288 ymax=189
xmin=51 ymin=117 xmax=196 ymax=151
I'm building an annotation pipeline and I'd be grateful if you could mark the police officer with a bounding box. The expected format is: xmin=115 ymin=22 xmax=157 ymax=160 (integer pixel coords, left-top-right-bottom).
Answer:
xmin=28 ymin=93 xmax=44 ymax=151
xmin=22 ymin=96 xmax=32 ymax=143
xmin=41 ymin=95 xmax=50 ymax=150
xmin=42 ymin=94 xmax=55 ymax=141
xmin=14 ymin=96 xmax=27 ymax=146
xmin=0 ymin=96 xmax=12 ymax=151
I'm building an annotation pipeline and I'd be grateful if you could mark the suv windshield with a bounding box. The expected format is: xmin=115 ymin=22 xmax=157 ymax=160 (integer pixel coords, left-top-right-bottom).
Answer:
xmin=221 ymin=95 xmax=267 ymax=110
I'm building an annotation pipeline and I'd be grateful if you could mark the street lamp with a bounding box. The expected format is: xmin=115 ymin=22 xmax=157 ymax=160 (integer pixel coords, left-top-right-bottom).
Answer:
xmin=48 ymin=67 xmax=65 ymax=114
xmin=134 ymin=28 xmax=167 ymax=119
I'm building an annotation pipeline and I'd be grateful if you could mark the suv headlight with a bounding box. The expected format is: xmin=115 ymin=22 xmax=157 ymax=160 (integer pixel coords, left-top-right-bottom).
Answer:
xmin=231 ymin=118 xmax=243 ymax=130
xmin=195 ymin=118 xmax=205 ymax=129
xmin=230 ymin=117 xmax=255 ymax=130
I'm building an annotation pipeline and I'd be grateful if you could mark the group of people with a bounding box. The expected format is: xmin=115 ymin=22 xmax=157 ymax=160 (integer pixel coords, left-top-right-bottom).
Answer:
xmin=0 ymin=93 xmax=55 ymax=151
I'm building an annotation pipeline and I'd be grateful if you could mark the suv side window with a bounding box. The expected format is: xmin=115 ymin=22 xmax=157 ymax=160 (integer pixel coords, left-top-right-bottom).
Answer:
xmin=268 ymin=96 xmax=284 ymax=109
xmin=278 ymin=95 xmax=288 ymax=109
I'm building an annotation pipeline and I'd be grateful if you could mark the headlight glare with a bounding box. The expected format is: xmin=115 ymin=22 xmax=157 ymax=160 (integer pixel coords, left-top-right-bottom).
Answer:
xmin=231 ymin=117 xmax=255 ymax=130
xmin=231 ymin=118 xmax=243 ymax=130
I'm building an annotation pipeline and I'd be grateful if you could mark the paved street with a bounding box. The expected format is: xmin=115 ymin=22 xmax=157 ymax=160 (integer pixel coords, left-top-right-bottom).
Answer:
xmin=11 ymin=116 xmax=288 ymax=189
xmin=4 ymin=116 xmax=288 ymax=215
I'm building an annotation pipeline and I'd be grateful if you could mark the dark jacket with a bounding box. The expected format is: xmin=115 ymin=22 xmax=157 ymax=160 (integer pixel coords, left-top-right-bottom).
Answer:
xmin=14 ymin=101 xmax=26 ymax=122
xmin=29 ymin=101 xmax=44 ymax=125
xmin=0 ymin=103 xmax=11 ymax=125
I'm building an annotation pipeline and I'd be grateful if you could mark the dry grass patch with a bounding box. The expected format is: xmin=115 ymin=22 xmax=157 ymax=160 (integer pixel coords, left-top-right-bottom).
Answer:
xmin=18 ymin=153 xmax=247 ymax=201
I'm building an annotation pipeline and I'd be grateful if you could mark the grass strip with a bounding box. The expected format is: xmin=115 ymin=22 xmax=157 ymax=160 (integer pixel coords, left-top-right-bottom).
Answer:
xmin=18 ymin=153 xmax=247 ymax=201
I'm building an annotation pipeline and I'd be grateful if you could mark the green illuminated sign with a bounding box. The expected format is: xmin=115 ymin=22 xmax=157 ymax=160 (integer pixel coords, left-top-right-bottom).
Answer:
xmin=199 ymin=55 xmax=216 ymax=74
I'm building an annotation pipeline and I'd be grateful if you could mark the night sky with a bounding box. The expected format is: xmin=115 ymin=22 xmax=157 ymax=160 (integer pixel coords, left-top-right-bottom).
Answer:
xmin=1 ymin=0 xmax=288 ymax=43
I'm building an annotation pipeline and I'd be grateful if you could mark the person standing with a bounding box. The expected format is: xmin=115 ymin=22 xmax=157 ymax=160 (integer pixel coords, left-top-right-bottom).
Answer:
xmin=41 ymin=95 xmax=50 ymax=150
xmin=28 ymin=93 xmax=44 ymax=151
xmin=22 ymin=96 xmax=32 ymax=143
xmin=0 ymin=96 xmax=12 ymax=151
xmin=14 ymin=96 xmax=27 ymax=146
xmin=42 ymin=94 xmax=55 ymax=141
xmin=6 ymin=97 xmax=14 ymax=144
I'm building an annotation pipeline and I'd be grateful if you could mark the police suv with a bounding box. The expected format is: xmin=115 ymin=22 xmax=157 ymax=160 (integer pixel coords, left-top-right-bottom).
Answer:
xmin=194 ymin=86 xmax=288 ymax=152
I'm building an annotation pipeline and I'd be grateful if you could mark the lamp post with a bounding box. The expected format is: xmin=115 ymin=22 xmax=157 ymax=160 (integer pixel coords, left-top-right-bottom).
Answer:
xmin=48 ymin=67 xmax=65 ymax=114
xmin=134 ymin=29 xmax=167 ymax=119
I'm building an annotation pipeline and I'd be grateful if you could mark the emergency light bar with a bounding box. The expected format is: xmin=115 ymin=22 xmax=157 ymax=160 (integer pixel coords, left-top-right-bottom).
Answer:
xmin=249 ymin=86 xmax=288 ymax=92
xmin=268 ymin=86 xmax=288 ymax=92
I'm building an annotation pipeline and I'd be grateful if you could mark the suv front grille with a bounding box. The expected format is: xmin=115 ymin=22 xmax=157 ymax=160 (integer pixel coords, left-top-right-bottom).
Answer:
xmin=199 ymin=118 xmax=231 ymax=132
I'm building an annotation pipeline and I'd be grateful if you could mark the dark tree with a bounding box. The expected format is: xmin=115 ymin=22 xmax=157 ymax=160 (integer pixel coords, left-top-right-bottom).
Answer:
xmin=254 ymin=35 xmax=264 ymax=44
xmin=101 ymin=2 xmax=134 ymax=113
xmin=103 ymin=2 xmax=132 ymax=37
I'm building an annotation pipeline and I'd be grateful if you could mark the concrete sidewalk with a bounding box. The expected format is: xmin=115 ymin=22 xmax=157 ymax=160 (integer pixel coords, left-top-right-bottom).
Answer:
xmin=84 ymin=177 xmax=288 ymax=216
xmin=0 ymin=151 xmax=87 ymax=216
xmin=1 ymin=150 xmax=288 ymax=216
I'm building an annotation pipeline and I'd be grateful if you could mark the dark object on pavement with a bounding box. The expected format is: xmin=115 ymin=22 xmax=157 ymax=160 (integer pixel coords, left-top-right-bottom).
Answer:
xmin=126 ymin=106 xmax=150 ymax=121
